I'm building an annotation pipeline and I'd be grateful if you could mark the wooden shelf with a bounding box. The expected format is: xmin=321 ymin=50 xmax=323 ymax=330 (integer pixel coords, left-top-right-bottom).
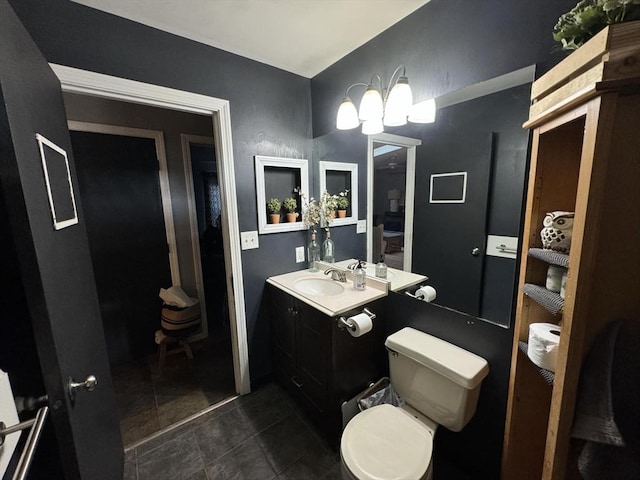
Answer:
xmin=522 ymin=283 xmax=564 ymax=315
xmin=503 ymin=21 xmax=640 ymax=479
xmin=518 ymin=341 xmax=555 ymax=385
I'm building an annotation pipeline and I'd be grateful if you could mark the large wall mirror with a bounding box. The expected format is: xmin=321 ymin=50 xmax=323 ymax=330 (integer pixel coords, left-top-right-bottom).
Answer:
xmin=367 ymin=66 xmax=535 ymax=327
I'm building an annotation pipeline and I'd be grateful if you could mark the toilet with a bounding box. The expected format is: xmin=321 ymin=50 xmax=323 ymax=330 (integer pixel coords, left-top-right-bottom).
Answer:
xmin=340 ymin=327 xmax=489 ymax=480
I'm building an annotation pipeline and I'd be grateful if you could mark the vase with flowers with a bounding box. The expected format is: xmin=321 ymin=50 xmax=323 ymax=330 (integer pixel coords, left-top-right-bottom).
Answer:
xmin=301 ymin=193 xmax=321 ymax=271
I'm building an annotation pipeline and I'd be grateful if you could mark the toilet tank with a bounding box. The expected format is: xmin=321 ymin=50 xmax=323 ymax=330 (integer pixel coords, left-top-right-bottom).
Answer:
xmin=385 ymin=327 xmax=489 ymax=432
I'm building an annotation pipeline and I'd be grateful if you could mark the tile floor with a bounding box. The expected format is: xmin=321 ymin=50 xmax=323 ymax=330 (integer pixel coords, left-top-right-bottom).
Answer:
xmin=123 ymin=383 xmax=341 ymax=480
xmin=112 ymin=327 xmax=236 ymax=446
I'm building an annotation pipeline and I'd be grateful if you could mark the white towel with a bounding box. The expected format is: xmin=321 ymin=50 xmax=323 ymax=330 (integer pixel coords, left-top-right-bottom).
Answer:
xmin=159 ymin=286 xmax=197 ymax=308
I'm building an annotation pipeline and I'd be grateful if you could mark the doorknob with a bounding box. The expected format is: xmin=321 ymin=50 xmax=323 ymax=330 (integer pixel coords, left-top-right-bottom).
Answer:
xmin=471 ymin=247 xmax=480 ymax=256
xmin=68 ymin=375 xmax=98 ymax=401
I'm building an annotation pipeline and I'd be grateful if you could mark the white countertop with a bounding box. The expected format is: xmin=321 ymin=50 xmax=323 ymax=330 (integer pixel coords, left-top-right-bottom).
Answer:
xmin=333 ymin=259 xmax=428 ymax=292
xmin=266 ymin=261 xmax=388 ymax=317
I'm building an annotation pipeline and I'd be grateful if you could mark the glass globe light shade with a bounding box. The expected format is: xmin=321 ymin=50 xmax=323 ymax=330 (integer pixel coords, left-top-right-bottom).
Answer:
xmin=385 ymin=76 xmax=413 ymax=119
xmin=336 ymin=97 xmax=359 ymax=130
xmin=358 ymin=85 xmax=383 ymax=121
xmin=408 ymin=98 xmax=436 ymax=123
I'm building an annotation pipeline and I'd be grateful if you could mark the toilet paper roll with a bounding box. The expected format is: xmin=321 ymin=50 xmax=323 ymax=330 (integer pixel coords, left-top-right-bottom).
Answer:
xmin=527 ymin=323 xmax=561 ymax=372
xmin=415 ymin=286 xmax=437 ymax=302
xmin=347 ymin=313 xmax=373 ymax=337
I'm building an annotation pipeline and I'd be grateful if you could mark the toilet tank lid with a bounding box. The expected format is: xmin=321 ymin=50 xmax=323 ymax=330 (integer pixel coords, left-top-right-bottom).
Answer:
xmin=385 ymin=327 xmax=489 ymax=389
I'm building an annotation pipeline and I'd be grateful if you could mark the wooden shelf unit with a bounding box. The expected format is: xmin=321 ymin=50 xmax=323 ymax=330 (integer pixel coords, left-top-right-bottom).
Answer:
xmin=502 ymin=21 xmax=640 ymax=480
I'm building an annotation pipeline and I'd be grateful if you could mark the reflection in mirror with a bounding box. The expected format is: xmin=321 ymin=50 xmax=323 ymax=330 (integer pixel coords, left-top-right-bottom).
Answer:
xmin=367 ymin=66 xmax=535 ymax=327
xmin=372 ymin=143 xmax=408 ymax=269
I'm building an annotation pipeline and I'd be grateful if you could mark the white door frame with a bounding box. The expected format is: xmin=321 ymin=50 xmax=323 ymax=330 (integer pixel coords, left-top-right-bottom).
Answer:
xmin=367 ymin=133 xmax=422 ymax=271
xmin=52 ymin=64 xmax=250 ymax=395
xmin=67 ymin=121 xmax=181 ymax=287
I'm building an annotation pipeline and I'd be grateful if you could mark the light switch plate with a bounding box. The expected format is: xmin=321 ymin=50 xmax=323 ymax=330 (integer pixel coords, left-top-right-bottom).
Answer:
xmin=356 ymin=220 xmax=367 ymax=234
xmin=240 ymin=230 xmax=259 ymax=250
xmin=295 ymin=246 xmax=305 ymax=263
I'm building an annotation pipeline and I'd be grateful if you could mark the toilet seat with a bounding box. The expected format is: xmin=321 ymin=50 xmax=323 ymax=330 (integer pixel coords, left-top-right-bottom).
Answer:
xmin=341 ymin=404 xmax=433 ymax=480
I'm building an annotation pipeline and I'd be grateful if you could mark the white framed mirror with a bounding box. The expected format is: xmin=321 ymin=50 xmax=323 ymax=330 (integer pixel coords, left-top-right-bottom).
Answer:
xmin=319 ymin=161 xmax=358 ymax=226
xmin=255 ymin=155 xmax=309 ymax=234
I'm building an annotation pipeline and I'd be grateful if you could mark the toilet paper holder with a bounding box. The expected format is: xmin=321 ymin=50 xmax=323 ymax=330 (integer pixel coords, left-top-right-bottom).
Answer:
xmin=338 ymin=308 xmax=376 ymax=331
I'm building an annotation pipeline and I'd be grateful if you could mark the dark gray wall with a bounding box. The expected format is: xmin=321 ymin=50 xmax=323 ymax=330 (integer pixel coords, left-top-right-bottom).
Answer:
xmin=9 ymin=0 xmax=313 ymax=384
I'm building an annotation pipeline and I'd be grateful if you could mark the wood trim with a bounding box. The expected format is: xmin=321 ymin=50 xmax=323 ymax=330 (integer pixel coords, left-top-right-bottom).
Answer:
xmin=67 ymin=121 xmax=181 ymax=286
xmin=53 ymin=64 xmax=251 ymax=395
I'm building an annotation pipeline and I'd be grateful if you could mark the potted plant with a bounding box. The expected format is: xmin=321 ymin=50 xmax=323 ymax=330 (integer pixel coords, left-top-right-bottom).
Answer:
xmin=267 ymin=197 xmax=281 ymax=224
xmin=336 ymin=191 xmax=349 ymax=218
xmin=553 ymin=1 xmax=640 ymax=51
xmin=283 ymin=197 xmax=298 ymax=222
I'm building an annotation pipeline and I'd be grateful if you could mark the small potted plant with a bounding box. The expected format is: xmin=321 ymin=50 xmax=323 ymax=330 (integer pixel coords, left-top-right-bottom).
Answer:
xmin=336 ymin=190 xmax=349 ymax=218
xmin=283 ymin=197 xmax=298 ymax=222
xmin=267 ymin=197 xmax=281 ymax=224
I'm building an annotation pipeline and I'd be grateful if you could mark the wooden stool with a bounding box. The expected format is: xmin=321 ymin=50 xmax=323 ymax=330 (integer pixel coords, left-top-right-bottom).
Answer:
xmin=154 ymin=330 xmax=194 ymax=371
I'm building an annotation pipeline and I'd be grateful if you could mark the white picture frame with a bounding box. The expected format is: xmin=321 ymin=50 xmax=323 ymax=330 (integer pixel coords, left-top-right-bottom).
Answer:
xmin=255 ymin=155 xmax=309 ymax=234
xmin=35 ymin=133 xmax=79 ymax=230
xmin=429 ymin=171 xmax=468 ymax=204
xmin=319 ymin=161 xmax=358 ymax=226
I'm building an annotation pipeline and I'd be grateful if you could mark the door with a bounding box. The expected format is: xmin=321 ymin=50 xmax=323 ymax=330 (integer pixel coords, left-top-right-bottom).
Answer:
xmin=0 ymin=2 xmax=123 ymax=478
xmin=70 ymin=132 xmax=172 ymax=365
xmin=412 ymin=130 xmax=494 ymax=316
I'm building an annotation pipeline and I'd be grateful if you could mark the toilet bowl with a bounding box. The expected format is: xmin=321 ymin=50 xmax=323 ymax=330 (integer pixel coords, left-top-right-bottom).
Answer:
xmin=340 ymin=404 xmax=437 ymax=480
xmin=339 ymin=327 xmax=489 ymax=480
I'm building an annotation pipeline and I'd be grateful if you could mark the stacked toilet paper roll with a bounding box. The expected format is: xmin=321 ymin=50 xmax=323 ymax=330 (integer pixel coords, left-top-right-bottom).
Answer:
xmin=527 ymin=323 xmax=561 ymax=372
xmin=346 ymin=313 xmax=373 ymax=337
xmin=415 ymin=285 xmax=437 ymax=302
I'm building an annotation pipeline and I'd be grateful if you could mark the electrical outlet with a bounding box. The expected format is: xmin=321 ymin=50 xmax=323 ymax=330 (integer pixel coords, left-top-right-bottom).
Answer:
xmin=240 ymin=231 xmax=259 ymax=250
xmin=295 ymin=246 xmax=305 ymax=263
xmin=356 ymin=220 xmax=367 ymax=234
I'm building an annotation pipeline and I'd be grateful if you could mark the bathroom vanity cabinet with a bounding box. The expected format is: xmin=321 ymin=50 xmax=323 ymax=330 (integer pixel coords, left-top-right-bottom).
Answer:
xmin=502 ymin=22 xmax=640 ymax=480
xmin=268 ymin=284 xmax=388 ymax=445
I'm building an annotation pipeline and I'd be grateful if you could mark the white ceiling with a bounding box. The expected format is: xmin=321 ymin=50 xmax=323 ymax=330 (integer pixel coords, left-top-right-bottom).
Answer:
xmin=72 ymin=0 xmax=430 ymax=78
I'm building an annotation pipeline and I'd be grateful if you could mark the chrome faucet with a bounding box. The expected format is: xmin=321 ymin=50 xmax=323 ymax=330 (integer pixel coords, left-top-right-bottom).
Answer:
xmin=346 ymin=260 xmax=366 ymax=270
xmin=324 ymin=268 xmax=347 ymax=282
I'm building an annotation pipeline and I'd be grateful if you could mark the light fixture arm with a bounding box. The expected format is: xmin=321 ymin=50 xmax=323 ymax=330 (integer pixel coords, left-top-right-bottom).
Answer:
xmin=344 ymin=82 xmax=369 ymax=98
xmin=383 ymin=65 xmax=407 ymax=102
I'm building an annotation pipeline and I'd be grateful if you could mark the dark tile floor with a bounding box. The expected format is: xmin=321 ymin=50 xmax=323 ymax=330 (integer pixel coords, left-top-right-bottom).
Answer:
xmin=112 ymin=327 xmax=236 ymax=446
xmin=123 ymin=383 xmax=341 ymax=480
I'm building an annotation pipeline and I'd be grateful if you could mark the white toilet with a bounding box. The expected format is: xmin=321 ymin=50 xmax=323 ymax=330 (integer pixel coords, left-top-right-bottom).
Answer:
xmin=340 ymin=327 xmax=489 ymax=480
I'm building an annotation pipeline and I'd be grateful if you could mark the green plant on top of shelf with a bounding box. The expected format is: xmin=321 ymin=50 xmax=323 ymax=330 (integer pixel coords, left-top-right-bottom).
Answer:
xmin=553 ymin=0 xmax=640 ymax=51
xmin=336 ymin=190 xmax=349 ymax=210
xmin=283 ymin=197 xmax=297 ymax=213
xmin=267 ymin=198 xmax=281 ymax=214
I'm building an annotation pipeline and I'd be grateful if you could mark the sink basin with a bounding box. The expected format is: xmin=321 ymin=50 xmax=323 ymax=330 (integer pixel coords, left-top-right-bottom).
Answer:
xmin=294 ymin=278 xmax=345 ymax=296
xmin=364 ymin=265 xmax=395 ymax=279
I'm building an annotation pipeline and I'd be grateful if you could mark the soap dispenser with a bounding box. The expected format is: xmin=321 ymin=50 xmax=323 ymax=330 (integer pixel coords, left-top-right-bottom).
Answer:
xmin=353 ymin=260 xmax=366 ymax=291
xmin=375 ymin=255 xmax=387 ymax=279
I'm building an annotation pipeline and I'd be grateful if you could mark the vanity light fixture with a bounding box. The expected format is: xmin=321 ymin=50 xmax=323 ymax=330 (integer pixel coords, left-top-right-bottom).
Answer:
xmin=336 ymin=65 xmax=436 ymax=135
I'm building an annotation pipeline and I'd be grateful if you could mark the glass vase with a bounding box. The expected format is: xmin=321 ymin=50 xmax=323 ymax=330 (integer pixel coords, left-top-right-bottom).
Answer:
xmin=307 ymin=229 xmax=320 ymax=272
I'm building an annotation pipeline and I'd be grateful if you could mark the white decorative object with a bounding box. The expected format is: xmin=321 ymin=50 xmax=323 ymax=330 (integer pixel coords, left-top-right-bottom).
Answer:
xmin=540 ymin=211 xmax=574 ymax=252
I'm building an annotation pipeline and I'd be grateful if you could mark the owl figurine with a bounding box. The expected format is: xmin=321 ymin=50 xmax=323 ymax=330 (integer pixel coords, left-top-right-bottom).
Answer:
xmin=540 ymin=211 xmax=574 ymax=252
